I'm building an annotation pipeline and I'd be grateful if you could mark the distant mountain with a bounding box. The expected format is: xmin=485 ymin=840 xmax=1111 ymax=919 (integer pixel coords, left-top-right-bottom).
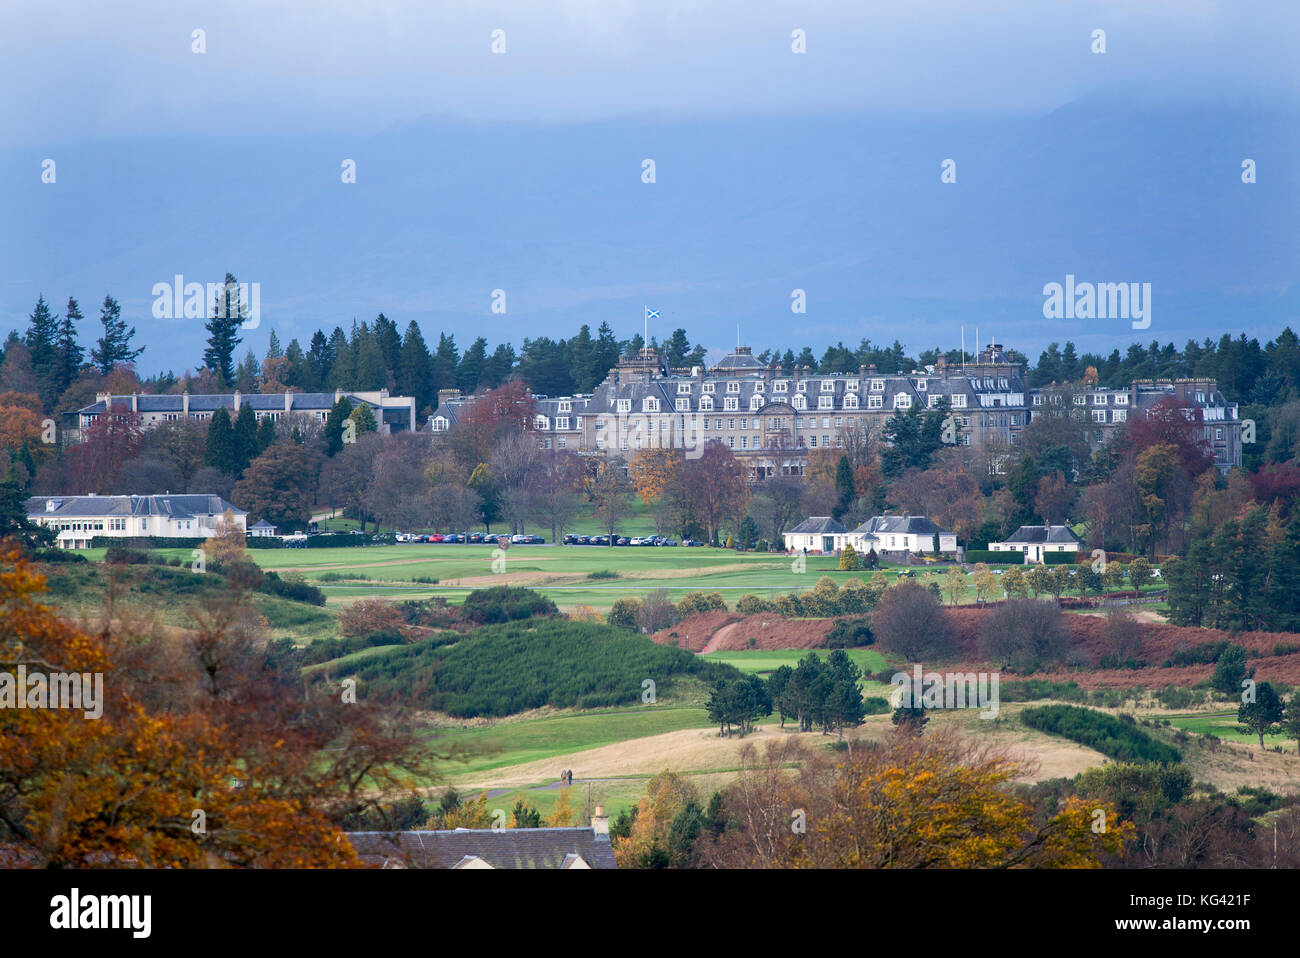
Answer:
xmin=2 ymin=99 xmax=1296 ymax=373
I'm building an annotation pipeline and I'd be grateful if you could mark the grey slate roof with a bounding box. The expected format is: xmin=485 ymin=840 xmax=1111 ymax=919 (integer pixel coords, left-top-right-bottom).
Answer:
xmin=1001 ymin=525 xmax=1082 ymax=544
xmin=346 ymin=828 xmax=618 ymax=869
xmin=26 ymin=494 xmax=243 ymax=519
xmin=786 ymin=516 xmax=847 ymax=535
xmin=77 ymin=392 xmax=381 ymax=416
xmin=852 ymin=515 xmax=951 ymax=537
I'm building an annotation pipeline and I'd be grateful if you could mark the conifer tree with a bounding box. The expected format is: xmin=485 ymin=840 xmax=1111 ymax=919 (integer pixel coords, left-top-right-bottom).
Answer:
xmin=90 ymin=295 xmax=143 ymax=373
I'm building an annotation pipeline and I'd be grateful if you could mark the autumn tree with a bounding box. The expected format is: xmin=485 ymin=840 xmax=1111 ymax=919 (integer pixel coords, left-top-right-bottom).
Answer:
xmin=681 ymin=440 xmax=748 ymax=544
xmin=232 ymin=442 xmax=319 ymax=530
xmin=871 ymin=580 xmax=954 ymax=661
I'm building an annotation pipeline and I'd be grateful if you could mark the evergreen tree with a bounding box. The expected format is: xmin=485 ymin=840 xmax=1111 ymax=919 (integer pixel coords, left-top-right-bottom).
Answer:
xmin=834 ymin=454 xmax=856 ymax=519
xmin=457 ymin=337 xmax=488 ymax=394
xmin=323 ymin=396 xmax=353 ymax=456
xmin=374 ymin=313 xmax=401 ymax=379
xmin=283 ymin=338 xmax=306 ymax=388
xmin=780 ymin=349 xmax=796 ymax=371
xmin=397 ymin=321 xmax=435 ymax=413
xmin=433 ymin=333 xmax=460 ymax=397
xmin=234 ymin=350 xmax=261 ymax=392
xmin=24 ymin=295 xmax=58 ymax=406
xmin=306 ymin=329 xmax=333 ymax=390
xmin=352 ymin=322 xmax=387 ymax=389
xmin=52 ymin=297 xmax=85 ymax=397
xmin=204 ymin=407 xmax=236 ymax=470
xmin=232 ymin=403 xmax=259 ymax=475
xmin=348 ymin=403 xmax=378 ymax=436
xmin=202 ymin=273 xmax=245 ymax=386
xmin=568 ymin=325 xmax=596 ymax=391
xmin=90 ymin=294 xmax=143 ymax=373
xmin=593 ymin=322 xmax=621 ymax=379
xmin=256 ymin=413 xmax=277 ymax=453
xmin=326 ymin=326 xmax=352 ymax=388
xmin=663 ymin=328 xmax=691 ymax=368
xmin=266 ymin=329 xmax=284 ymax=359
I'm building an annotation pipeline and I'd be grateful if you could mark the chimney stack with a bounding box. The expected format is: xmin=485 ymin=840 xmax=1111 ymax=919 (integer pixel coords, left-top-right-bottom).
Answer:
xmin=592 ymin=806 xmax=609 ymax=837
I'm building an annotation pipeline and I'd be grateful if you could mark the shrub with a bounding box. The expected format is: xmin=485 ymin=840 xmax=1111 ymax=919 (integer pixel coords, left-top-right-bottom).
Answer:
xmin=258 ymin=570 xmax=327 ymax=606
xmin=588 ymin=569 xmax=619 ymax=580
xmin=677 ymin=591 xmax=727 ymax=617
xmin=460 ymin=586 xmax=559 ymax=625
xmin=737 ymin=594 xmax=774 ymax=615
xmin=825 ymin=617 xmax=874 ymax=648
xmin=871 ymin=581 xmax=954 ymax=662
xmin=1020 ymin=704 xmax=1182 ymax=763
xmin=839 ymin=543 xmax=860 ymax=571
xmin=32 ymin=548 xmax=87 ymax=564
xmin=104 ymin=546 xmax=149 ymax=565
xmin=607 ymin=598 xmax=641 ymax=631
xmin=980 ymin=599 xmax=1068 ymax=671
xmin=638 ymin=589 xmax=681 ymax=634
xmin=338 ymin=598 xmax=407 ymax=640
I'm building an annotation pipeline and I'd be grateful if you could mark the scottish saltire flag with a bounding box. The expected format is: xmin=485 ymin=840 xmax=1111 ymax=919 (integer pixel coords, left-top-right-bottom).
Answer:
xmin=645 ymin=307 xmax=660 ymax=321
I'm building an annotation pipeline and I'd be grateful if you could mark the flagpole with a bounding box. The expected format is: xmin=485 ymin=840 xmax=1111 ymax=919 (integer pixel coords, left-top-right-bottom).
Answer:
xmin=643 ymin=305 xmax=647 ymax=354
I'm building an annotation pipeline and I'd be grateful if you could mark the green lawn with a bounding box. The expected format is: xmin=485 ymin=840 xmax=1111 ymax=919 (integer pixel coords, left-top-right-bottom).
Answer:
xmin=704 ymin=648 xmax=891 ymax=677
xmin=1166 ymin=710 xmax=1295 ymax=748
xmin=433 ymin=705 xmax=716 ymax=781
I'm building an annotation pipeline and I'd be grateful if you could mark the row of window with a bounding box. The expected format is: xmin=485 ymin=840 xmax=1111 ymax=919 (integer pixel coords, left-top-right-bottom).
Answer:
xmin=614 ymin=391 xmax=975 ymax=414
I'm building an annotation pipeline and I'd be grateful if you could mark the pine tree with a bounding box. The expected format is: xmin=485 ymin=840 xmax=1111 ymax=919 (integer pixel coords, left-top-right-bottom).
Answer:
xmin=397 ymin=321 xmax=435 ymax=414
xmin=256 ymin=414 xmax=277 ymax=453
xmin=458 ymin=337 xmax=488 ymax=394
xmin=328 ymin=326 xmax=354 ymax=388
xmin=593 ymin=322 xmax=620 ymax=379
xmin=283 ymin=338 xmax=306 ymax=388
xmin=266 ymin=329 xmax=284 ymax=359
xmin=306 ymin=329 xmax=333 ymax=390
xmin=52 ymin=297 xmax=85 ymax=397
xmin=232 ymin=404 xmax=259 ymax=475
xmin=352 ymin=323 xmax=386 ymax=389
xmin=24 ymin=295 xmax=58 ymax=406
xmin=373 ymin=314 xmax=401 ymax=380
xmin=433 ymin=333 xmax=459 ymax=398
xmin=204 ymin=407 xmax=236 ymax=470
xmin=90 ymin=294 xmax=143 ymax=373
xmin=323 ymin=396 xmax=353 ymax=456
xmin=568 ymin=325 xmax=595 ymax=391
xmin=202 ymin=273 xmax=245 ymax=386
xmin=663 ymin=328 xmax=691 ymax=368
xmin=234 ymin=350 xmax=261 ymax=392
xmin=834 ymin=454 xmax=856 ymax=519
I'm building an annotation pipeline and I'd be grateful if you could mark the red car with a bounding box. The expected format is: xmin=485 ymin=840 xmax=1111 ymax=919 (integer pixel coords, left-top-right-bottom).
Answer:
xmin=429 ymin=534 xmax=444 ymax=543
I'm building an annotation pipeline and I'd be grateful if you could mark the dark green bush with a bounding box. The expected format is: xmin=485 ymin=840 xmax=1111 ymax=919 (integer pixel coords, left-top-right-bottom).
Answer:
xmin=1020 ymin=704 xmax=1181 ymax=763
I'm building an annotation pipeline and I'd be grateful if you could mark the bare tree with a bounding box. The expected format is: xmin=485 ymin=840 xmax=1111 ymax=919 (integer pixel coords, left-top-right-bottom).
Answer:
xmin=529 ymin=449 xmax=584 ymax=542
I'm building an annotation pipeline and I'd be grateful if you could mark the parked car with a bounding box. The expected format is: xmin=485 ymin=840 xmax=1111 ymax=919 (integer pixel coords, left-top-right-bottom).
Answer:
xmin=445 ymin=534 xmax=463 ymax=543
xmin=468 ymin=532 xmax=485 ymax=543
xmin=576 ymin=535 xmax=590 ymax=545
xmin=660 ymin=538 xmax=679 ymax=546
xmin=563 ymin=534 xmax=578 ymax=545
xmin=616 ymin=537 xmax=630 ymax=546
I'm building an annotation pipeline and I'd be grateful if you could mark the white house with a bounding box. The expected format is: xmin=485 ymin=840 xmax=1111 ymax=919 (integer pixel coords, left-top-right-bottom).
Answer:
xmin=26 ymin=494 xmax=246 ymax=549
xmin=989 ymin=524 xmax=1082 ymax=563
xmin=248 ymin=519 xmax=279 ymax=538
xmin=841 ymin=515 xmax=958 ymax=555
xmin=783 ymin=517 xmax=847 ymax=553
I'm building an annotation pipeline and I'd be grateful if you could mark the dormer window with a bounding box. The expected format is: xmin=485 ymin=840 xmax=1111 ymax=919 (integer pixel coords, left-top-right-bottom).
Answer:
xmin=616 ymin=399 xmax=631 ymax=413
xmin=675 ymin=398 xmax=690 ymax=411
xmin=793 ymin=395 xmax=807 ymax=410
xmin=677 ymin=383 xmax=692 ymax=394
xmin=724 ymin=397 xmax=738 ymax=411
xmin=643 ymin=397 xmax=659 ymax=412
xmin=796 ymin=381 xmax=807 ymax=392
xmin=846 ymin=380 xmax=859 ymax=392
xmin=894 ymin=394 xmax=912 ymax=409
xmin=703 ymin=383 xmax=716 ymax=394
xmin=726 ymin=381 xmax=740 ymax=393
xmin=749 ymin=395 xmax=763 ymax=411
xmin=557 ymin=400 xmax=572 ymax=413
xmin=844 ymin=394 xmax=859 ymax=409
xmin=535 ymin=415 xmax=550 ymax=430
xmin=818 ymin=395 xmax=833 ymax=409
xmin=916 ymin=379 xmax=927 ymax=391
xmin=700 ymin=395 xmax=714 ymax=411
xmin=820 ymin=380 xmax=834 ymax=392
xmin=774 ymin=381 xmax=788 ymax=393
xmin=870 ymin=379 xmax=884 ymax=391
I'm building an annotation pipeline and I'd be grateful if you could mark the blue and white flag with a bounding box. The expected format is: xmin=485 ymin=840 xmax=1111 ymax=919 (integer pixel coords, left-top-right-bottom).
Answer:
xmin=644 ymin=307 xmax=660 ymax=321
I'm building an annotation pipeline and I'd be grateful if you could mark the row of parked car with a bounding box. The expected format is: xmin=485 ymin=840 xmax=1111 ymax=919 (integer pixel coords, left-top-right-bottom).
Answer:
xmin=562 ymin=534 xmax=708 ymax=547
xmin=395 ymin=532 xmax=545 ymax=544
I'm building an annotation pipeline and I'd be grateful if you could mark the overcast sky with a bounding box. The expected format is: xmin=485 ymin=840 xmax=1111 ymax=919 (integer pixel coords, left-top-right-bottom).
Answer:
xmin=3 ymin=1 xmax=1298 ymax=145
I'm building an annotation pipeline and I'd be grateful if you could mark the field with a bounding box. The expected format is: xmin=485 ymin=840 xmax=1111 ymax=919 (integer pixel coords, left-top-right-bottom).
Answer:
xmin=704 ymin=648 xmax=891 ymax=677
xmin=199 ymin=543 xmax=929 ymax=610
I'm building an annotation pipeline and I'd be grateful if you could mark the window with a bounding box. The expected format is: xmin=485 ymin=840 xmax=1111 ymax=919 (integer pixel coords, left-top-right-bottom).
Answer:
xmin=727 ymin=418 xmax=736 ymax=430
xmin=1092 ymin=410 xmax=1106 ymax=423
xmin=951 ymin=395 xmax=967 ymax=408
xmin=846 ymin=380 xmax=859 ymax=392
xmin=1115 ymin=394 xmax=1129 ymax=406
xmin=998 ymin=378 xmax=1008 ymax=389
xmin=677 ymin=383 xmax=692 ymax=394
xmin=700 ymin=396 xmax=713 ymax=411
xmin=741 ymin=436 xmax=748 ymax=449
xmin=774 ymin=381 xmax=788 ymax=393
xmin=818 ymin=395 xmax=833 ymax=409
xmin=1073 ymin=395 xmax=1087 ymax=406
xmin=576 ymin=417 xmax=583 ymax=429
xmin=727 ymin=381 xmax=740 ymax=393
xmin=928 ymin=395 xmax=942 ymax=408
xmin=558 ymin=437 xmax=566 ymax=448
xmin=821 ymin=418 xmax=830 ymax=428
xmin=916 ymin=379 xmax=927 ymax=391
xmin=834 ymin=417 xmax=842 ymax=428
xmin=820 ymin=380 xmax=834 ymax=392
xmin=749 ymin=395 xmax=762 ymax=411
xmin=870 ymin=379 xmax=884 ymax=392
xmin=868 ymin=395 xmax=883 ymax=409
xmin=555 ymin=417 xmax=570 ymax=430
xmin=1032 ymin=394 xmax=1043 ymax=406
xmin=1010 ymin=415 xmax=1019 ymax=426
xmin=703 ymin=383 xmax=716 ymax=394
xmin=894 ymin=394 xmax=912 ymax=409
xmin=643 ymin=397 xmax=659 ymax=412
xmin=1093 ymin=393 xmax=1106 ymax=405
xmin=558 ymin=400 xmax=571 ymax=412
xmin=724 ymin=397 xmax=738 ymax=411
xmin=809 ymin=435 xmax=817 ymax=447
xmin=1216 ymin=427 xmax=1224 ymax=441
xmin=845 ymin=394 xmax=859 ymax=409
xmin=727 ymin=436 xmax=735 ymax=448
xmin=616 ymin=399 xmax=631 ymax=413
xmin=1112 ymin=409 xmax=1126 ymax=423
xmin=676 ymin=398 xmax=690 ymax=412
xmin=753 ymin=381 xmax=764 ymax=393
xmin=535 ymin=415 xmax=550 ymax=430
xmin=796 ymin=381 xmax=807 ymax=392
xmin=793 ymin=395 xmax=807 ymax=410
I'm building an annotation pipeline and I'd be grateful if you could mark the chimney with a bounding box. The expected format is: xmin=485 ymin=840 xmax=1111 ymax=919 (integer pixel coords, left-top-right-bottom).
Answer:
xmin=867 ymin=364 xmax=877 ymax=375
xmin=131 ymin=392 xmax=138 ymax=412
xmin=592 ymin=806 xmax=609 ymax=837
xmin=284 ymin=389 xmax=293 ymax=412
xmin=233 ymin=390 xmax=241 ymax=412
xmin=182 ymin=391 xmax=190 ymax=416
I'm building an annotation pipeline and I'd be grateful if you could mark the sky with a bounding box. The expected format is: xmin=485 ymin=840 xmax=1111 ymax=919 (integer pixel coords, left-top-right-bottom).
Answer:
xmin=1 ymin=0 xmax=1298 ymax=373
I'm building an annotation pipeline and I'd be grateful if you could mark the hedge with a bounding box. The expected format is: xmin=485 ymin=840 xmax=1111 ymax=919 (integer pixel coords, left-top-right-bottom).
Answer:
xmin=1043 ymin=551 xmax=1076 ymax=565
xmin=91 ymin=536 xmax=207 ymax=550
xmin=1020 ymin=704 xmax=1181 ymax=764
xmin=963 ymin=550 xmax=1023 ymax=564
